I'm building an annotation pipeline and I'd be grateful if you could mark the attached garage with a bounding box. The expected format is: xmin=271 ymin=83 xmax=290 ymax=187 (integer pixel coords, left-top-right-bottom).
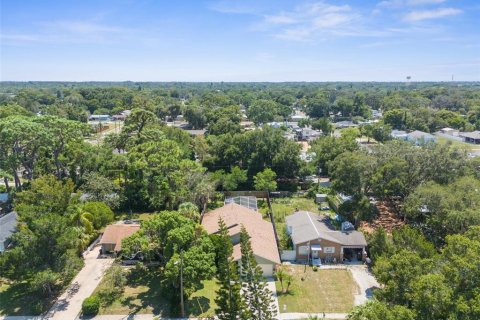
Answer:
xmin=259 ymin=264 xmax=274 ymax=277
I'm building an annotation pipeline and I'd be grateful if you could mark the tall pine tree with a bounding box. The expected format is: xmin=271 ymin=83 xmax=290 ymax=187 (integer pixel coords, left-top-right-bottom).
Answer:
xmin=215 ymin=217 xmax=243 ymax=319
xmin=239 ymin=225 xmax=277 ymax=320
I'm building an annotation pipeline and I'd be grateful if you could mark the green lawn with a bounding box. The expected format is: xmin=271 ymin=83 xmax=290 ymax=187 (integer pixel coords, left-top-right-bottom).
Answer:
xmin=0 ymin=280 xmax=51 ymax=315
xmin=436 ymin=135 xmax=479 ymax=151
xmin=94 ymin=266 xmax=218 ymax=318
xmin=114 ymin=211 xmax=155 ymax=222
xmin=276 ymin=265 xmax=358 ymax=313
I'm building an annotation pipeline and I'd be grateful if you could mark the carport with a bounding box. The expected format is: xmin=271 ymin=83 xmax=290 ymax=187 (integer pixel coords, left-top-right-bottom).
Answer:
xmin=342 ymin=246 xmax=366 ymax=262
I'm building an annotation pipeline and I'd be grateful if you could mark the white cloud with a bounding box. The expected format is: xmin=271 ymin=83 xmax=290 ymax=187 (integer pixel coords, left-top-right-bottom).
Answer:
xmin=407 ymin=0 xmax=446 ymax=5
xmin=378 ymin=0 xmax=445 ymax=8
xmin=259 ymin=2 xmax=363 ymax=41
xmin=42 ymin=20 xmax=126 ymax=34
xmin=264 ymin=14 xmax=298 ymax=25
xmin=404 ymin=8 xmax=462 ymax=21
xmin=2 ymin=19 xmax=135 ymax=46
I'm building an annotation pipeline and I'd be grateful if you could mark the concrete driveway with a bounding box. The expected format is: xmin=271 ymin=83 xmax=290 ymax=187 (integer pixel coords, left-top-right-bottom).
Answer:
xmin=44 ymin=246 xmax=113 ymax=320
xmin=348 ymin=265 xmax=380 ymax=305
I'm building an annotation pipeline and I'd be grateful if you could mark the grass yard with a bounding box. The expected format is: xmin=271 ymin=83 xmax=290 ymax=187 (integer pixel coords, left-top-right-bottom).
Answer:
xmin=436 ymin=135 xmax=479 ymax=151
xmin=276 ymin=265 xmax=358 ymax=314
xmin=94 ymin=266 xmax=218 ymax=318
xmin=114 ymin=211 xmax=155 ymax=222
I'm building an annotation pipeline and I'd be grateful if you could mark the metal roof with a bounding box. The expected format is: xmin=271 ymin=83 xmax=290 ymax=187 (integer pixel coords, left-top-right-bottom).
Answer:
xmin=224 ymin=196 xmax=258 ymax=211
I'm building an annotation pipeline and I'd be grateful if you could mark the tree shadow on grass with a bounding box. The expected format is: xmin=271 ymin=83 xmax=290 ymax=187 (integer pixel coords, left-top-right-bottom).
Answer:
xmin=0 ymin=281 xmax=50 ymax=315
xmin=120 ymin=267 xmax=171 ymax=317
xmin=186 ymin=296 xmax=211 ymax=317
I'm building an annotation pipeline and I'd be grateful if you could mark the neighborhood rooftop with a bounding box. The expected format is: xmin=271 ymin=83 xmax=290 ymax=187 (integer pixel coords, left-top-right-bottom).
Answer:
xmin=99 ymin=224 xmax=141 ymax=252
xmin=201 ymin=202 xmax=280 ymax=265
xmin=286 ymin=211 xmax=367 ymax=247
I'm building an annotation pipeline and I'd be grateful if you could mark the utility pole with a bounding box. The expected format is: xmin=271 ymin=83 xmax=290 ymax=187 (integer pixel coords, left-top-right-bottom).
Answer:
xmin=176 ymin=250 xmax=185 ymax=318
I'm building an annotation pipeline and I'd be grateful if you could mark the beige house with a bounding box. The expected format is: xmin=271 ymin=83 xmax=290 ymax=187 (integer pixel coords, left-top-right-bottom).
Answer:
xmin=99 ymin=224 xmax=140 ymax=254
xmin=201 ymin=203 xmax=280 ymax=277
xmin=286 ymin=211 xmax=367 ymax=263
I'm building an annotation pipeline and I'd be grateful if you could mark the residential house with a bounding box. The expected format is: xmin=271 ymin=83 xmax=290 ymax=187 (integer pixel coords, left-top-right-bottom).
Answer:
xmin=406 ymin=130 xmax=436 ymax=145
xmin=460 ymin=131 xmax=480 ymax=144
xmin=315 ymin=194 xmax=327 ymax=204
xmin=334 ymin=121 xmax=357 ymax=129
xmin=391 ymin=130 xmax=408 ymax=140
xmin=440 ymin=127 xmax=459 ymax=136
xmin=296 ymin=128 xmax=321 ymax=141
xmin=99 ymin=223 xmax=140 ymax=254
xmin=286 ymin=211 xmax=367 ymax=263
xmin=201 ymin=203 xmax=280 ymax=277
xmin=88 ymin=114 xmax=110 ymax=122
xmin=291 ymin=114 xmax=307 ymax=122
xmin=0 ymin=212 xmax=17 ymax=253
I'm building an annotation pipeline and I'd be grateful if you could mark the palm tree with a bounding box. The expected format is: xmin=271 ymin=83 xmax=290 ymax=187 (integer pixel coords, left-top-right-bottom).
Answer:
xmin=276 ymin=267 xmax=286 ymax=293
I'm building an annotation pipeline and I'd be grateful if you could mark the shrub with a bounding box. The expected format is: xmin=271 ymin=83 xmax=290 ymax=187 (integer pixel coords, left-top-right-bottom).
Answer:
xmin=82 ymin=202 xmax=114 ymax=229
xmin=30 ymin=301 xmax=45 ymax=315
xmin=82 ymin=295 xmax=100 ymax=315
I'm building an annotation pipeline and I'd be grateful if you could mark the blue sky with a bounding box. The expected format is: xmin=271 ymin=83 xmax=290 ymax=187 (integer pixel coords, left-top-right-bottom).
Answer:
xmin=1 ymin=0 xmax=479 ymax=81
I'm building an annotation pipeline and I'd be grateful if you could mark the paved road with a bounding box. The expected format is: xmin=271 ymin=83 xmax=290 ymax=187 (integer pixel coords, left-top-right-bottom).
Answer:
xmin=348 ymin=265 xmax=380 ymax=306
xmin=44 ymin=246 xmax=114 ymax=320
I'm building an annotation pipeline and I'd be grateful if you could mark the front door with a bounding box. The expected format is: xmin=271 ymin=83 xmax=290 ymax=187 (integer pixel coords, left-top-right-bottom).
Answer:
xmin=312 ymin=250 xmax=318 ymax=259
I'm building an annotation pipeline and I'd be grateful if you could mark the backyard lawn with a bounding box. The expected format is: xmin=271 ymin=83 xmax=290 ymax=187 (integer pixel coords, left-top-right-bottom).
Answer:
xmin=276 ymin=265 xmax=358 ymax=313
xmin=94 ymin=266 xmax=218 ymax=318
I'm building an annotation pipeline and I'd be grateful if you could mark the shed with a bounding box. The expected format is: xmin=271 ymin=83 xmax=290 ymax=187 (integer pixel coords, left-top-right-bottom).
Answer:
xmin=315 ymin=194 xmax=327 ymax=204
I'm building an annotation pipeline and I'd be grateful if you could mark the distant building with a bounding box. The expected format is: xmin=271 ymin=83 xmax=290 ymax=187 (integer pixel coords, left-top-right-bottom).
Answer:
xmin=296 ymin=128 xmax=321 ymax=141
xmin=372 ymin=109 xmax=383 ymax=119
xmin=315 ymin=194 xmax=327 ymax=204
xmin=89 ymin=114 xmax=110 ymax=121
xmin=0 ymin=212 xmax=17 ymax=253
xmin=391 ymin=130 xmax=408 ymax=139
xmin=291 ymin=114 xmax=307 ymax=122
xmin=460 ymin=131 xmax=480 ymax=144
xmin=406 ymin=130 xmax=436 ymax=145
xmin=440 ymin=127 xmax=459 ymax=136
xmin=334 ymin=121 xmax=357 ymax=129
